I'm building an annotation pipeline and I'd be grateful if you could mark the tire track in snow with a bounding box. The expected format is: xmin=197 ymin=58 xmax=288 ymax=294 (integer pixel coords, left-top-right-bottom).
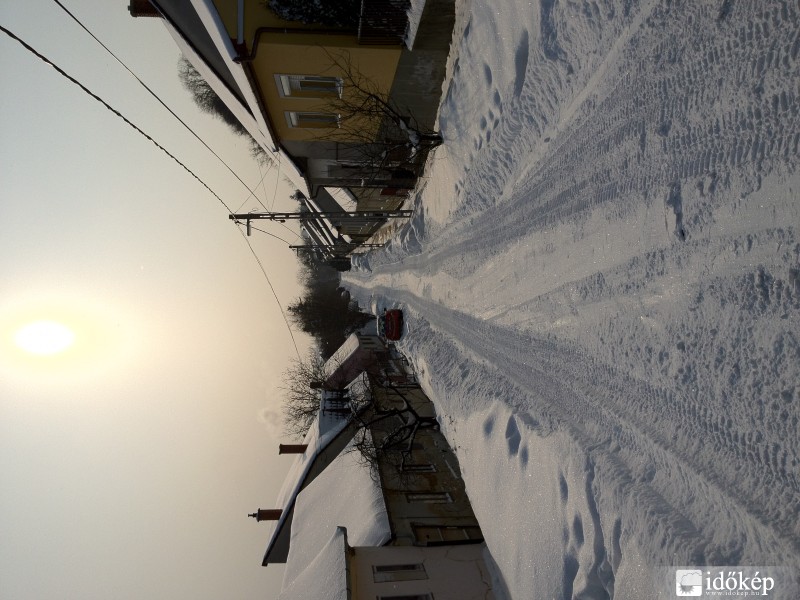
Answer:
xmin=370 ymin=0 xmax=800 ymax=283
xmin=367 ymin=285 xmax=800 ymax=563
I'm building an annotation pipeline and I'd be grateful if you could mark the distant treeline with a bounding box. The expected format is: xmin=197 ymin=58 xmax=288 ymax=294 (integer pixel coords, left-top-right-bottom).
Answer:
xmin=288 ymin=243 xmax=373 ymax=358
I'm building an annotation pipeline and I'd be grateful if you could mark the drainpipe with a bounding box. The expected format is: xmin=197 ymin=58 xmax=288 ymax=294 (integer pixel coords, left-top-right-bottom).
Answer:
xmin=237 ymin=0 xmax=244 ymax=45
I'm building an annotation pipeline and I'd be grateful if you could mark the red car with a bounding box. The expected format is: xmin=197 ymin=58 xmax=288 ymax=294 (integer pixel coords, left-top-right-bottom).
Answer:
xmin=378 ymin=309 xmax=404 ymax=341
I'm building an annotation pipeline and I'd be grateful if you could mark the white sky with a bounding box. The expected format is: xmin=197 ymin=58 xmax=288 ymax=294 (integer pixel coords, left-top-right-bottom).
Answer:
xmin=0 ymin=2 xmax=312 ymax=598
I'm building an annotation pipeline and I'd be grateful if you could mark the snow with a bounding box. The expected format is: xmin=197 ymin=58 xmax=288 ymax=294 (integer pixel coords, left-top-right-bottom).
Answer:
xmin=278 ymin=527 xmax=349 ymax=600
xmin=405 ymin=0 xmax=427 ymax=49
xmin=262 ymin=406 xmax=355 ymax=558
xmin=345 ymin=0 xmax=800 ymax=598
xmin=280 ymin=438 xmax=391 ymax=597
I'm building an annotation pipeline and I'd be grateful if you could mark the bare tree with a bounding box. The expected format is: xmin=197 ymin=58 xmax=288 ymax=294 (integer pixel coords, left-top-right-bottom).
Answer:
xmin=280 ymin=350 xmax=330 ymax=439
xmin=328 ymin=51 xmax=443 ymax=147
xmin=346 ymin=379 xmax=440 ymax=479
xmin=280 ymin=348 xmax=438 ymax=475
xmin=303 ymin=51 xmax=443 ymax=189
xmin=177 ymin=57 xmax=247 ymax=135
xmin=280 ymin=344 xmax=372 ymax=438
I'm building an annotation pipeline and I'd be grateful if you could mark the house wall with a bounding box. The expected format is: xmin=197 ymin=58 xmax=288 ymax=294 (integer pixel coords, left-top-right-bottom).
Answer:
xmin=350 ymin=544 xmax=496 ymax=600
xmin=211 ymin=0 xmax=402 ymax=142
xmin=349 ymin=186 xmax=409 ymax=211
xmin=254 ymin=41 xmax=401 ymax=142
xmin=325 ymin=333 xmax=388 ymax=389
xmin=388 ymin=0 xmax=456 ymax=132
xmin=369 ymin=385 xmax=484 ymax=547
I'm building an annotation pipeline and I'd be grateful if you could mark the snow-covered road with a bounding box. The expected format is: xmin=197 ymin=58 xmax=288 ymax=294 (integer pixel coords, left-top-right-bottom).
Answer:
xmin=345 ymin=0 xmax=799 ymax=597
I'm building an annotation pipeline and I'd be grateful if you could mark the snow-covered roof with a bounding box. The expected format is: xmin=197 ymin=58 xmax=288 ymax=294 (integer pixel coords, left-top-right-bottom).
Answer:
xmin=263 ymin=369 xmax=378 ymax=564
xmin=324 ymin=333 xmax=386 ymax=388
xmin=324 ymin=333 xmax=362 ymax=379
xmin=278 ymin=528 xmax=349 ymax=600
xmin=261 ymin=405 xmax=355 ymax=563
xmin=280 ymin=436 xmax=391 ymax=597
xmin=325 ymin=187 xmax=357 ymax=207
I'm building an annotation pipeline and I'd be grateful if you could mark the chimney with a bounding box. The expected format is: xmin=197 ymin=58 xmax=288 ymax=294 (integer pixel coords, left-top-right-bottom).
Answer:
xmin=128 ymin=0 xmax=160 ymax=17
xmin=248 ymin=509 xmax=282 ymax=522
xmin=279 ymin=444 xmax=308 ymax=455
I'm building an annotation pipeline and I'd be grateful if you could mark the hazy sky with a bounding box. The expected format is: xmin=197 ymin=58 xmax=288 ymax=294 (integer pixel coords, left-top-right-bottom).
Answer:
xmin=0 ymin=2 xmax=312 ymax=598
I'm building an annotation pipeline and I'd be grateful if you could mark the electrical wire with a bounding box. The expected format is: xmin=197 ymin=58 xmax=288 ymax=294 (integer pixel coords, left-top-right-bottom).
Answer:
xmin=0 ymin=24 xmax=234 ymax=214
xmin=234 ymin=222 xmax=293 ymax=245
xmin=0 ymin=23 xmax=302 ymax=359
xmin=236 ymin=228 xmax=302 ymax=359
xmin=53 ymin=0 xmax=352 ymax=252
xmin=236 ymin=160 xmax=273 ymax=213
xmin=50 ymin=0 xmax=271 ymax=208
xmin=257 ymin=160 xmax=273 ymax=211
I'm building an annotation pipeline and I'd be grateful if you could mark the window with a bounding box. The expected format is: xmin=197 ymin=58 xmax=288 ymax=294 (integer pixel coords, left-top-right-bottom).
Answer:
xmin=286 ymin=111 xmax=340 ymax=129
xmin=372 ymin=563 xmax=427 ymax=583
xmin=275 ymin=74 xmax=342 ymax=98
xmin=402 ymin=463 xmax=436 ymax=473
xmin=406 ymin=492 xmax=452 ymax=503
xmin=412 ymin=524 xmax=483 ymax=546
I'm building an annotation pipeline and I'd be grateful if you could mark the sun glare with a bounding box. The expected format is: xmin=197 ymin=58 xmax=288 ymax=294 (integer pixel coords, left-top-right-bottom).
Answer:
xmin=14 ymin=321 xmax=76 ymax=356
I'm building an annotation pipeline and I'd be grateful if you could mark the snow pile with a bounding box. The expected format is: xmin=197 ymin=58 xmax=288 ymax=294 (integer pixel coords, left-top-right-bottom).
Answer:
xmin=346 ymin=0 xmax=800 ymax=598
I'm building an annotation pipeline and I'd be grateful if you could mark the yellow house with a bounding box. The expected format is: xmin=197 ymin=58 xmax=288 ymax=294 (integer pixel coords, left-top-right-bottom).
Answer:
xmin=215 ymin=2 xmax=403 ymax=145
xmin=132 ymin=0 xmax=454 ymax=201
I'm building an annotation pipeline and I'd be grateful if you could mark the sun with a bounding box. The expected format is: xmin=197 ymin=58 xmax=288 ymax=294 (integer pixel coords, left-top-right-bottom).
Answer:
xmin=14 ymin=320 xmax=76 ymax=356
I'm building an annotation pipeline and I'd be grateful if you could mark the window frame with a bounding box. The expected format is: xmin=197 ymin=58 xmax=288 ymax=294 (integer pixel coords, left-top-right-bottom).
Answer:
xmin=412 ymin=524 xmax=484 ymax=546
xmin=401 ymin=463 xmax=437 ymax=473
xmin=275 ymin=74 xmax=343 ymax=99
xmin=372 ymin=563 xmax=428 ymax=583
xmin=405 ymin=491 xmax=452 ymax=504
xmin=285 ymin=111 xmax=341 ymax=129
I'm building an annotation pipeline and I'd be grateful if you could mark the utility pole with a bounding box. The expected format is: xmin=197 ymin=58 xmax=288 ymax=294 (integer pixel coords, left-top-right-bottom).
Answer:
xmin=289 ymin=243 xmax=385 ymax=250
xmin=229 ymin=209 xmax=413 ymax=235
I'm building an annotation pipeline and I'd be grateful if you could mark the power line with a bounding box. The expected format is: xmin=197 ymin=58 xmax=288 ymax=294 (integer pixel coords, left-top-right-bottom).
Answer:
xmin=234 ymin=221 xmax=293 ymax=245
xmin=236 ymin=229 xmax=302 ymax=359
xmin=0 ymin=23 xmax=234 ymax=214
xmin=256 ymin=160 xmax=273 ymax=212
xmin=0 ymin=23 xmax=302 ymax=359
xmin=49 ymin=0 xmax=271 ymax=209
